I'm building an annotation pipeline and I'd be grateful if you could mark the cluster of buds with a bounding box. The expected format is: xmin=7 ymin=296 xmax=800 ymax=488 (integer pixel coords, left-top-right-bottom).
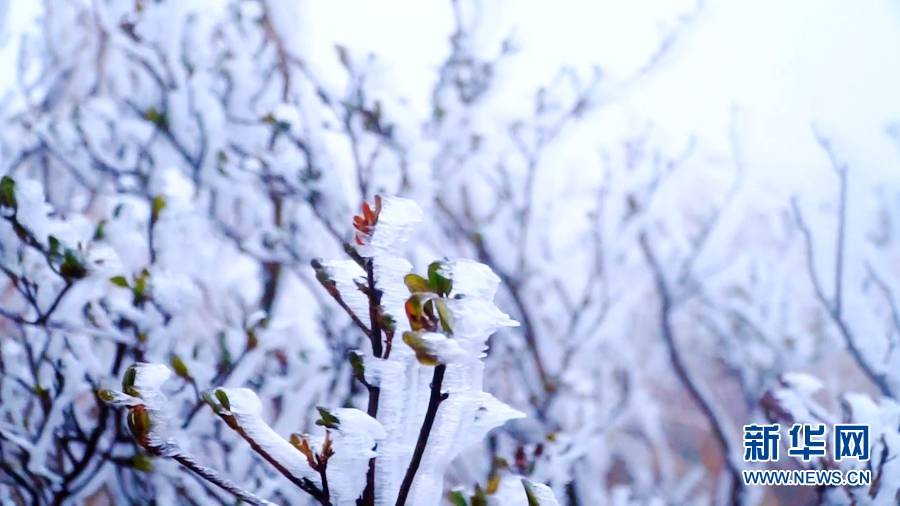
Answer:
xmin=97 ymin=364 xmax=164 ymax=453
xmin=402 ymin=261 xmax=455 ymax=365
xmin=289 ymin=407 xmax=339 ymax=476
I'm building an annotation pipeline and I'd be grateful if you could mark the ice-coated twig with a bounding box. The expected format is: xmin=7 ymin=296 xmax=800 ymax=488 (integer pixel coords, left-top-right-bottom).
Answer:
xmin=311 ymin=258 xmax=373 ymax=340
xmin=100 ymin=365 xmax=276 ymax=505
xmin=170 ymin=451 xmax=274 ymax=506
xmin=789 ymin=131 xmax=894 ymax=398
xmin=638 ymin=232 xmax=743 ymax=505
xmin=394 ymin=364 xmax=448 ymax=506
xmin=205 ymin=388 xmax=329 ymax=504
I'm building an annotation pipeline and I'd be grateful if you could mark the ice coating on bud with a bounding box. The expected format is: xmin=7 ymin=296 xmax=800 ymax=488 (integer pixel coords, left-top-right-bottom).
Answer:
xmin=357 ymin=196 xmax=423 ymax=257
xmin=100 ymin=363 xmax=179 ymax=455
xmin=320 ymin=197 xmax=554 ymax=505
xmin=406 ymin=331 xmax=466 ymax=365
xmin=326 ymin=408 xmax=386 ymax=505
xmin=446 ymin=296 xmax=518 ymax=355
xmin=396 ymin=259 xmax=527 ymax=505
xmin=522 ymin=479 xmax=560 ymax=506
xmin=213 ymin=387 xmax=321 ymax=484
xmin=373 ymin=255 xmax=415 ymax=333
xmin=12 ymin=179 xmax=53 ymax=238
xmin=772 ymin=377 xmax=826 ymax=424
xmin=130 ymin=363 xmax=174 ymax=397
xmin=98 ymin=389 xmax=142 ymax=407
xmin=469 ymin=393 xmax=526 ymax=444
xmin=216 ymin=387 xmax=263 ymax=415
xmin=440 ymin=259 xmax=502 ymax=300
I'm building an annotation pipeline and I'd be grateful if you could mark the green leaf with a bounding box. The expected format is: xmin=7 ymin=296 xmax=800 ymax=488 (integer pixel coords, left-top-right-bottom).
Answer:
xmin=110 ymin=276 xmax=130 ymax=288
xmin=217 ymin=331 xmax=232 ymax=370
xmin=0 ymin=176 xmax=16 ymax=209
xmin=522 ymin=479 xmax=542 ymax=506
xmin=202 ymin=391 xmax=222 ymax=412
xmin=427 ymin=261 xmax=452 ymax=296
xmin=315 ymin=407 xmax=341 ymax=429
xmin=448 ymin=491 xmax=468 ymax=506
xmin=132 ymin=453 xmax=154 ymax=473
xmin=122 ymin=366 xmax=138 ymax=396
xmin=127 ymin=408 xmax=151 ymax=439
xmin=60 ymin=249 xmax=88 ymax=280
xmin=133 ymin=269 xmax=150 ymax=304
xmin=435 ymin=299 xmax=453 ymax=334
xmin=144 ymin=107 xmax=169 ymax=129
xmin=402 ymin=331 xmax=439 ymax=366
xmin=97 ymin=389 xmax=116 ymax=403
xmin=486 ymin=473 xmax=501 ymax=493
xmin=403 ymin=273 xmax=431 ymax=293
xmin=405 ymin=293 xmax=442 ymax=332
xmin=170 ymin=355 xmax=190 ymax=378
xmin=472 ymin=485 xmax=488 ymax=506
xmin=214 ymin=388 xmax=231 ymax=411
xmin=93 ymin=219 xmax=107 ymax=240
xmin=380 ymin=313 xmax=396 ymax=333
xmin=48 ymin=236 xmax=61 ymax=257
xmin=310 ymin=258 xmax=338 ymax=295
xmin=349 ymin=351 xmax=365 ymax=380
xmin=151 ymin=195 xmax=166 ymax=222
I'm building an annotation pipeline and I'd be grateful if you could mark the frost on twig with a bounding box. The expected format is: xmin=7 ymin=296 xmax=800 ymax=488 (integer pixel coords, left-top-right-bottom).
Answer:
xmin=314 ymin=196 xmax=544 ymax=505
xmin=103 ymin=195 xmax=551 ymax=505
xmin=448 ymin=476 xmax=559 ymax=506
xmin=762 ymin=373 xmax=900 ymax=503
xmin=103 ymin=364 xmax=387 ymax=505
xmin=204 ymin=387 xmax=327 ymax=501
xmin=99 ymin=364 xmax=274 ymax=506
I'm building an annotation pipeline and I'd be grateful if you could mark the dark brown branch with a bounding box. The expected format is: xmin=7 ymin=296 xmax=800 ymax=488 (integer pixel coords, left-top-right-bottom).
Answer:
xmin=395 ymin=364 xmax=448 ymax=506
xmin=171 ymin=452 xmax=272 ymax=506
xmin=360 ymin=257 xmax=383 ymax=506
xmin=365 ymin=258 xmax=384 ymax=359
xmin=638 ymin=232 xmax=742 ymax=505
xmin=311 ymin=259 xmax=373 ymax=340
xmin=865 ymin=263 xmax=900 ymax=339
xmin=218 ymin=417 xmax=329 ymax=504
xmin=791 ymin=186 xmax=893 ymax=398
xmin=51 ymin=398 xmax=110 ymax=504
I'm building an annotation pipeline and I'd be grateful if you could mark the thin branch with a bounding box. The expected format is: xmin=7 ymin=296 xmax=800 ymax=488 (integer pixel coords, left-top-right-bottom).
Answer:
xmin=395 ymin=364 xmax=448 ymax=506
xmin=213 ymin=410 xmax=329 ymax=504
xmin=435 ymin=198 xmax=553 ymax=396
xmin=365 ymin=258 xmax=384 ymax=359
xmin=171 ymin=451 xmax=272 ymax=506
xmin=791 ymin=171 xmax=893 ymax=397
xmin=866 ymin=262 xmax=900 ymax=339
xmin=311 ymin=259 xmax=373 ymax=340
xmin=359 ymin=257 xmax=383 ymax=506
xmin=638 ymin=232 xmax=742 ymax=505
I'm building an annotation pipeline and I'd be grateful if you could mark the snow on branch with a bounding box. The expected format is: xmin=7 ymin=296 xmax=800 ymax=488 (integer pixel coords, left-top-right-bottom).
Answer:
xmin=100 ymin=195 xmax=551 ymax=505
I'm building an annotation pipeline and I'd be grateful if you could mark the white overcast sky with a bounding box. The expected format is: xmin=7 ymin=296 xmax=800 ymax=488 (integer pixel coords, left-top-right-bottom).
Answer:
xmin=300 ymin=0 xmax=900 ymax=200
xmin=3 ymin=0 xmax=899 ymax=200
